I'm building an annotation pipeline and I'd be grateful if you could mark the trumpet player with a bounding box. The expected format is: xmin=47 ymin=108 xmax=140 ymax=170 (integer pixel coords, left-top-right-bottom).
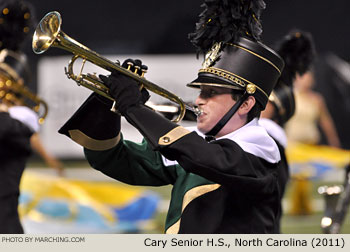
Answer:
xmin=59 ymin=0 xmax=286 ymax=234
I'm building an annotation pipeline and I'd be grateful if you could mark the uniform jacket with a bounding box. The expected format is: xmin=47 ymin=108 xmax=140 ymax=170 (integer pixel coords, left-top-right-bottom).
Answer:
xmin=84 ymin=118 xmax=282 ymax=233
xmin=259 ymin=118 xmax=290 ymax=233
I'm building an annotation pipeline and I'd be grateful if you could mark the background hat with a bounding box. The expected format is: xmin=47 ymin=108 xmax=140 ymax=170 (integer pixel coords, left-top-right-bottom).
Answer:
xmin=270 ymin=29 xmax=316 ymax=126
xmin=187 ymin=0 xmax=284 ymax=109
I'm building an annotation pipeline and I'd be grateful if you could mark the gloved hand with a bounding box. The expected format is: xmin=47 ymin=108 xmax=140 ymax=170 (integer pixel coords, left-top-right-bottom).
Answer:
xmin=99 ymin=59 xmax=150 ymax=115
xmin=98 ymin=59 xmax=186 ymax=150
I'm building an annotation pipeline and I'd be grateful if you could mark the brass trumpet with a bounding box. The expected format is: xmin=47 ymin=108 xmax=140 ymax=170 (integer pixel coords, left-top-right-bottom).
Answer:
xmin=32 ymin=11 xmax=201 ymax=122
xmin=0 ymin=49 xmax=48 ymax=124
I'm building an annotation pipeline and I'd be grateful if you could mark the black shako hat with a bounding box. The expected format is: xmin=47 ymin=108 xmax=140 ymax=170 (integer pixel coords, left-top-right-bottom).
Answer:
xmin=187 ymin=0 xmax=284 ymax=110
xmin=187 ymin=0 xmax=284 ymax=139
xmin=188 ymin=36 xmax=284 ymax=109
xmin=269 ymin=30 xmax=316 ymax=126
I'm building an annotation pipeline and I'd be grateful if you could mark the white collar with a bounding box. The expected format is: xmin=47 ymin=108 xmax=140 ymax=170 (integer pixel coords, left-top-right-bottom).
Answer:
xmin=258 ymin=118 xmax=288 ymax=148
xmin=162 ymin=119 xmax=281 ymax=167
xmin=8 ymin=106 xmax=39 ymax=133
xmin=184 ymin=118 xmax=281 ymax=163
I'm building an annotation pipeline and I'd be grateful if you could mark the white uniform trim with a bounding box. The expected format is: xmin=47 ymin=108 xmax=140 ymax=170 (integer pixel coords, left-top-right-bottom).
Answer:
xmin=259 ymin=118 xmax=287 ymax=148
xmin=8 ymin=106 xmax=40 ymax=133
xmin=162 ymin=118 xmax=281 ymax=167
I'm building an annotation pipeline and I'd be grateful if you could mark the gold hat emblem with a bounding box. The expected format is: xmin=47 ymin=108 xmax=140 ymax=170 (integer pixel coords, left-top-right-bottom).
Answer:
xmin=202 ymin=42 xmax=222 ymax=68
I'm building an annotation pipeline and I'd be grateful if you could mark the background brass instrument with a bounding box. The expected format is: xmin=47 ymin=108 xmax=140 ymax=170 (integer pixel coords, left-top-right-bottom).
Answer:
xmin=0 ymin=49 xmax=48 ymax=124
xmin=32 ymin=11 xmax=201 ymax=122
xmin=318 ymin=166 xmax=350 ymax=234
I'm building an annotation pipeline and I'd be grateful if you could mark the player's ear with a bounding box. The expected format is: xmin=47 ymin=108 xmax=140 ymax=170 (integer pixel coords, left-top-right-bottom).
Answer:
xmin=238 ymin=96 xmax=256 ymax=115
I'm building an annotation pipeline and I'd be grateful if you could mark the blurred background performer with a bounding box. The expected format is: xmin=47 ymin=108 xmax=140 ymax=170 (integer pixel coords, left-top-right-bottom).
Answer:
xmin=59 ymin=0 xmax=284 ymax=233
xmin=285 ymin=70 xmax=341 ymax=148
xmin=0 ymin=0 xmax=64 ymax=174
xmin=0 ymin=92 xmax=34 ymax=234
xmin=259 ymin=29 xmax=316 ymax=232
xmin=0 ymin=0 xmax=63 ymax=234
xmin=283 ymin=34 xmax=341 ymax=216
xmin=0 ymin=0 xmax=38 ymax=234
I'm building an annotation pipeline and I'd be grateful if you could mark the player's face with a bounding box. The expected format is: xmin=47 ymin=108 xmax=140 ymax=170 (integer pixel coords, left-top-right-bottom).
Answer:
xmin=195 ymin=86 xmax=236 ymax=135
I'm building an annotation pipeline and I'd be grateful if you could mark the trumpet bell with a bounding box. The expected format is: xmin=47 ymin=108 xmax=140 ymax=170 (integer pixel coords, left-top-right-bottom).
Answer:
xmin=32 ymin=11 xmax=62 ymax=54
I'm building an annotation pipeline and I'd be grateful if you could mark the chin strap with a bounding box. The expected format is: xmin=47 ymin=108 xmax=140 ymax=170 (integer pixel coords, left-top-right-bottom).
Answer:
xmin=205 ymin=92 xmax=249 ymax=142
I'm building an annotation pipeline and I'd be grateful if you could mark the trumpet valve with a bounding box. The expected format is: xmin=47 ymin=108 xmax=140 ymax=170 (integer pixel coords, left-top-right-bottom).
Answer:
xmin=134 ymin=65 xmax=141 ymax=74
xmin=126 ymin=62 xmax=134 ymax=71
xmin=141 ymin=65 xmax=148 ymax=77
xmin=141 ymin=69 xmax=147 ymax=78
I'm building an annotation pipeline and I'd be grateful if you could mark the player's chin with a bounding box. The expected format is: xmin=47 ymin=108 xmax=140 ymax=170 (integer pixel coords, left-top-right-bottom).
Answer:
xmin=196 ymin=121 xmax=212 ymax=135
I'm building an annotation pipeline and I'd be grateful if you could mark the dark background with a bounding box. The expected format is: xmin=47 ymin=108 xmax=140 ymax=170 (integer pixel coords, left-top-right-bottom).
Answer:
xmin=22 ymin=0 xmax=350 ymax=148
xmin=23 ymin=0 xmax=349 ymax=57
